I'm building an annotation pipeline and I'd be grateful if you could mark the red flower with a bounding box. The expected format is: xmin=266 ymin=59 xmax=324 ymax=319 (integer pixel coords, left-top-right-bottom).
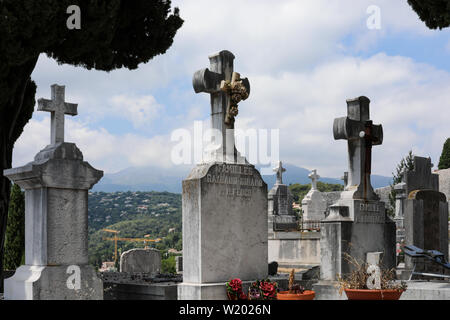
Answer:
xmin=228 ymin=278 xmax=243 ymax=292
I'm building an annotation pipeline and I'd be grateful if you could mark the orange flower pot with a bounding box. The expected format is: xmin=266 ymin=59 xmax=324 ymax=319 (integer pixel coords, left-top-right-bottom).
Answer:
xmin=277 ymin=290 xmax=315 ymax=300
xmin=344 ymin=289 xmax=404 ymax=300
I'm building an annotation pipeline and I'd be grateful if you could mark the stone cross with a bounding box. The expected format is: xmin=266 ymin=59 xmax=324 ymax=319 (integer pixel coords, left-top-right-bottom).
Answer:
xmin=193 ymin=50 xmax=250 ymax=162
xmin=333 ymin=96 xmax=383 ymax=200
xmin=308 ymin=169 xmax=320 ymax=191
xmin=273 ymin=161 xmax=286 ymax=185
xmin=38 ymin=84 xmax=78 ymax=145
xmin=341 ymin=172 xmax=348 ymax=189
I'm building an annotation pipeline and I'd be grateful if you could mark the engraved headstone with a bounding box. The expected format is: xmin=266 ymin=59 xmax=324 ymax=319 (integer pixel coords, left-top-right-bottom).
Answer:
xmin=178 ymin=51 xmax=267 ymax=300
xmin=302 ymin=169 xmax=327 ymax=221
xmin=404 ymin=190 xmax=449 ymax=274
xmin=318 ymin=97 xmax=396 ymax=282
xmin=3 ymin=85 xmax=103 ymax=300
xmin=268 ymin=161 xmax=296 ymax=232
xmin=394 ymin=156 xmax=440 ymax=243
xmin=120 ymin=248 xmax=161 ymax=274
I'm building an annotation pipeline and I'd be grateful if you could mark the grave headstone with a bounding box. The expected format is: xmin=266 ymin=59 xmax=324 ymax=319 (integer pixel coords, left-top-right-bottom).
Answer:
xmin=120 ymin=248 xmax=161 ymax=274
xmin=302 ymin=169 xmax=327 ymax=221
xmin=4 ymin=85 xmax=103 ymax=300
xmin=268 ymin=161 xmax=297 ymax=232
xmin=178 ymin=51 xmax=268 ymax=300
xmin=319 ymin=96 xmax=396 ymax=281
xmin=404 ymin=190 xmax=449 ymax=273
xmin=394 ymin=156 xmax=440 ymax=243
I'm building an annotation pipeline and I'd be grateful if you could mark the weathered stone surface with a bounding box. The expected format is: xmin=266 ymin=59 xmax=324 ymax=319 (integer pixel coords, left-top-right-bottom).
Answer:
xmin=404 ymin=190 xmax=449 ymax=272
xmin=436 ymin=168 xmax=450 ymax=202
xmin=120 ymin=248 xmax=161 ymax=274
xmin=268 ymin=232 xmax=320 ymax=267
xmin=320 ymin=97 xmax=396 ymax=283
xmin=3 ymin=84 xmax=103 ymax=300
xmin=179 ymin=162 xmax=267 ymax=300
xmin=302 ymin=170 xmax=328 ymax=221
xmin=268 ymin=161 xmax=296 ymax=232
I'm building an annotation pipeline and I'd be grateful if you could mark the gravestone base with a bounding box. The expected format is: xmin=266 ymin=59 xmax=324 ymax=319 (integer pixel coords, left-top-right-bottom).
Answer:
xmin=178 ymin=280 xmax=255 ymax=300
xmin=180 ymin=162 xmax=268 ymax=300
xmin=320 ymin=199 xmax=396 ymax=281
xmin=312 ymin=280 xmax=346 ymax=300
xmin=5 ymin=264 xmax=103 ymax=300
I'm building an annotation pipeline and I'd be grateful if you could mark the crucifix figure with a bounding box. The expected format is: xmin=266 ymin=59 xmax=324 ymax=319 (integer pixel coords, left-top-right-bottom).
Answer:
xmin=333 ymin=96 xmax=383 ymax=200
xmin=273 ymin=161 xmax=286 ymax=185
xmin=38 ymin=84 xmax=78 ymax=145
xmin=193 ymin=50 xmax=250 ymax=163
xmin=308 ymin=169 xmax=320 ymax=191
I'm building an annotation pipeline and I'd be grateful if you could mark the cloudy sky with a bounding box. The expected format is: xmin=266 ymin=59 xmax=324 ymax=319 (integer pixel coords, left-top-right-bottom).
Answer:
xmin=13 ymin=0 xmax=450 ymax=179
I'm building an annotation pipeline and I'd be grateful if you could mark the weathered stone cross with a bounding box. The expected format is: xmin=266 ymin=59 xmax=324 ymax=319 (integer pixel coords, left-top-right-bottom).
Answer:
xmin=308 ymin=169 xmax=320 ymax=191
xmin=38 ymin=84 xmax=78 ymax=145
xmin=273 ymin=161 xmax=286 ymax=185
xmin=193 ymin=50 xmax=250 ymax=162
xmin=333 ymin=96 xmax=383 ymax=200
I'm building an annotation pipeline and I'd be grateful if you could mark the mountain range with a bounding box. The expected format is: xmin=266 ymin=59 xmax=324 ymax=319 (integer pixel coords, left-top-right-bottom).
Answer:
xmin=92 ymin=163 xmax=393 ymax=193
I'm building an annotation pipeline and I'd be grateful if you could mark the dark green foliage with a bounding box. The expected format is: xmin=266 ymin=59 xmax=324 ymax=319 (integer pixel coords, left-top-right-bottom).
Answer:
xmin=388 ymin=151 xmax=415 ymax=217
xmin=288 ymin=182 xmax=344 ymax=203
xmin=0 ymin=0 xmax=183 ymax=286
xmin=438 ymin=138 xmax=450 ymax=170
xmin=88 ymin=191 xmax=182 ymax=267
xmin=161 ymin=255 xmax=177 ymax=274
xmin=407 ymin=0 xmax=450 ymax=29
xmin=3 ymin=184 xmax=25 ymax=270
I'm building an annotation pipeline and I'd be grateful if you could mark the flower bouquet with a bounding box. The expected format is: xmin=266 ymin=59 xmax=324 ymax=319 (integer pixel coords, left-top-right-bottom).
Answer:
xmin=225 ymin=278 xmax=247 ymax=300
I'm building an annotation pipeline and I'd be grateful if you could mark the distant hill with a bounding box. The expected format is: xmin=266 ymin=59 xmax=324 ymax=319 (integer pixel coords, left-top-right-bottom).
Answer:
xmin=92 ymin=163 xmax=393 ymax=193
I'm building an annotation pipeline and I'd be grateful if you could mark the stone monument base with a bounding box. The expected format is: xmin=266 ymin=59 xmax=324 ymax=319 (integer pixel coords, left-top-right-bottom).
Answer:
xmin=5 ymin=265 xmax=103 ymax=300
xmin=312 ymin=280 xmax=346 ymax=300
xmin=178 ymin=281 xmax=252 ymax=300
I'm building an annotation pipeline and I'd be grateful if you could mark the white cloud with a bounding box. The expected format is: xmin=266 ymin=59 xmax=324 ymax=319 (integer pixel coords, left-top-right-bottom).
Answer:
xmin=18 ymin=1 xmax=449 ymax=180
xmin=110 ymin=95 xmax=162 ymax=128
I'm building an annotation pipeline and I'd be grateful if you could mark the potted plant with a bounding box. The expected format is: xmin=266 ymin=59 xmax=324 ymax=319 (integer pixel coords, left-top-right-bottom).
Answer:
xmin=277 ymin=269 xmax=315 ymax=300
xmin=247 ymin=279 xmax=278 ymax=300
xmin=225 ymin=278 xmax=247 ymax=300
xmin=337 ymin=254 xmax=407 ymax=300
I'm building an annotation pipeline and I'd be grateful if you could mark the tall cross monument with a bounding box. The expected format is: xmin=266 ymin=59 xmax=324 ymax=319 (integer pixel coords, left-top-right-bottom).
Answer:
xmin=193 ymin=50 xmax=250 ymax=163
xmin=333 ymin=96 xmax=383 ymax=200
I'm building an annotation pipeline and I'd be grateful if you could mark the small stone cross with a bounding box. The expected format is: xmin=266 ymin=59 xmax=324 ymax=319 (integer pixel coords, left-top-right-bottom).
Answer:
xmin=309 ymin=169 xmax=320 ymax=191
xmin=273 ymin=161 xmax=286 ymax=185
xmin=333 ymin=96 xmax=383 ymax=200
xmin=38 ymin=84 xmax=78 ymax=145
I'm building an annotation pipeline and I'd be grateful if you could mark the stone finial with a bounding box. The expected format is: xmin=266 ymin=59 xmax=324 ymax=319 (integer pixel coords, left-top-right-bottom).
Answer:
xmin=38 ymin=84 xmax=78 ymax=145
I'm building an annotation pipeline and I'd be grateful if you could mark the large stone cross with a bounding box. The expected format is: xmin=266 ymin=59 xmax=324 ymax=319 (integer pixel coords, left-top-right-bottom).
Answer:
xmin=38 ymin=84 xmax=78 ymax=145
xmin=273 ymin=161 xmax=286 ymax=185
xmin=333 ymin=96 xmax=383 ymax=200
xmin=309 ymin=169 xmax=320 ymax=191
xmin=193 ymin=50 xmax=250 ymax=162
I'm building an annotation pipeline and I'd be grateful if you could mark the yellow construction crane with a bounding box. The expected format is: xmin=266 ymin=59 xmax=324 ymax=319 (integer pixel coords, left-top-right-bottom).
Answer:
xmin=102 ymin=229 xmax=162 ymax=263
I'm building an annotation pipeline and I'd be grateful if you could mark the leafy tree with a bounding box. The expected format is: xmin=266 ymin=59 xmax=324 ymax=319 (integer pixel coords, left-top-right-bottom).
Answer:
xmin=288 ymin=182 xmax=344 ymax=204
xmin=0 ymin=0 xmax=183 ymax=290
xmin=407 ymin=0 xmax=450 ymax=29
xmin=438 ymin=138 xmax=450 ymax=170
xmin=387 ymin=151 xmax=415 ymax=217
xmin=3 ymin=184 xmax=25 ymax=270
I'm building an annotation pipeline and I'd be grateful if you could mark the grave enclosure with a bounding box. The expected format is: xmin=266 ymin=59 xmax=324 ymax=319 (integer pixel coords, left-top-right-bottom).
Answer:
xmin=2 ymin=50 xmax=450 ymax=301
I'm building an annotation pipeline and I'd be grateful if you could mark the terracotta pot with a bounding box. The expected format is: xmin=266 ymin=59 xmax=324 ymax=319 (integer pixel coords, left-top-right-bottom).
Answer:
xmin=344 ymin=289 xmax=404 ymax=300
xmin=277 ymin=290 xmax=315 ymax=300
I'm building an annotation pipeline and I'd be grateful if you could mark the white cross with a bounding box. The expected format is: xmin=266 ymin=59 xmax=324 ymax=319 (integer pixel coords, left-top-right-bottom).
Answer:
xmin=38 ymin=84 xmax=78 ymax=145
xmin=309 ymin=169 xmax=320 ymax=191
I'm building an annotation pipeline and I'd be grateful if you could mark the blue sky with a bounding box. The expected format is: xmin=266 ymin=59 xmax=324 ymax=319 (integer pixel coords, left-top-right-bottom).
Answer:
xmin=13 ymin=0 xmax=450 ymax=178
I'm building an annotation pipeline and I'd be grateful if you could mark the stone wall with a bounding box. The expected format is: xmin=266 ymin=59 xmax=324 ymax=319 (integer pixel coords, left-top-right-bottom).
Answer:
xmin=268 ymin=232 xmax=320 ymax=267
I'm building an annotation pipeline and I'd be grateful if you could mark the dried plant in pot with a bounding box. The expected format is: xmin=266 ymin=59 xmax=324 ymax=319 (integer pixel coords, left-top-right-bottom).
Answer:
xmin=277 ymin=269 xmax=315 ymax=300
xmin=337 ymin=253 xmax=407 ymax=300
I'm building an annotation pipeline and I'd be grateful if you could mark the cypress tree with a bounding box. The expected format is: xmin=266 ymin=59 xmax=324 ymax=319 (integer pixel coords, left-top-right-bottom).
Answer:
xmin=3 ymin=184 xmax=25 ymax=270
xmin=438 ymin=138 xmax=450 ymax=170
